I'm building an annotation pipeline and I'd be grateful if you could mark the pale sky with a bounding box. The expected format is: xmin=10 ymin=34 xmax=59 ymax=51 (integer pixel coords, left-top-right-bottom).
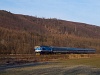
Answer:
xmin=0 ymin=0 xmax=100 ymax=26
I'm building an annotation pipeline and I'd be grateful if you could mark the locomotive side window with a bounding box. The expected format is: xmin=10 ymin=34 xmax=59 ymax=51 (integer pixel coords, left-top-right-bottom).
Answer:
xmin=42 ymin=48 xmax=46 ymax=50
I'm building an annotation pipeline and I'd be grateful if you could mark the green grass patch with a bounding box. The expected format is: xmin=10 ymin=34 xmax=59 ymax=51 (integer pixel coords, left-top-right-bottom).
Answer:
xmin=0 ymin=57 xmax=100 ymax=75
xmin=58 ymin=57 xmax=100 ymax=68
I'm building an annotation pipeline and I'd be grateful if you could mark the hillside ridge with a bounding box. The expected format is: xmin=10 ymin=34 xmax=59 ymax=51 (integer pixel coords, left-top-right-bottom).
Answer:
xmin=0 ymin=10 xmax=100 ymax=54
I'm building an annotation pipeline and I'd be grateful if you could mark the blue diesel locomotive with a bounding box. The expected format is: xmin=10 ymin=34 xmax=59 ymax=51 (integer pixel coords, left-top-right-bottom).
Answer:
xmin=34 ymin=46 xmax=96 ymax=54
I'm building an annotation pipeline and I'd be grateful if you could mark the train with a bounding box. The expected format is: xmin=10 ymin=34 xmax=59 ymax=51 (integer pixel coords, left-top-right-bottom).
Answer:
xmin=34 ymin=46 xmax=96 ymax=54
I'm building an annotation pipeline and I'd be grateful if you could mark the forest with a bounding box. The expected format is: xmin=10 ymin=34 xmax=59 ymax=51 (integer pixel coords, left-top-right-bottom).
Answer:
xmin=0 ymin=10 xmax=100 ymax=54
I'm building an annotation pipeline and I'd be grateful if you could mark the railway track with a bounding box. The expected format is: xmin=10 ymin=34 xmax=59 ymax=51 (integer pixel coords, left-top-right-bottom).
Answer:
xmin=0 ymin=54 xmax=99 ymax=65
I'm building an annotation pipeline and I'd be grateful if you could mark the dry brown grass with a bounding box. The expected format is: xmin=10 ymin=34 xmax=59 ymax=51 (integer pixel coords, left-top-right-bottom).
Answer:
xmin=0 ymin=54 xmax=99 ymax=65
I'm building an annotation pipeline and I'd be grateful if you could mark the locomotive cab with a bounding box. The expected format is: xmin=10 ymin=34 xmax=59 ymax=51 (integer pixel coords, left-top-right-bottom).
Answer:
xmin=35 ymin=46 xmax=52 ymax=54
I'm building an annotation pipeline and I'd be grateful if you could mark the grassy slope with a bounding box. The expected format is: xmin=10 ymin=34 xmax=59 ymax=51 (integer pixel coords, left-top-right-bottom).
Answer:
xmin=0 ymin=57 xmax=100 ymax=75
xmin=58 ymin=57 xmax=100 ymax=68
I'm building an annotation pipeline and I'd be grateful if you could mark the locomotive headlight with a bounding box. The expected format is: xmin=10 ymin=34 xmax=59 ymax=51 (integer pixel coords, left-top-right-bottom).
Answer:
xmin=35 ymin=49 xmax=42 ymax=52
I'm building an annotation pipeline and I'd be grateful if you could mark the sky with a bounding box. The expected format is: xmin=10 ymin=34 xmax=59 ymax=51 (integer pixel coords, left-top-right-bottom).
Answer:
xmin=0 ymin=0 xmax=100 ymax=26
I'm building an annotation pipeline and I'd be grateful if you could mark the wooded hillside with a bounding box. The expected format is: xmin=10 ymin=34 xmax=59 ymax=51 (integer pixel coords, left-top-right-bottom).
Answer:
xmin=0 ymin=10 xmax=100 ymax=54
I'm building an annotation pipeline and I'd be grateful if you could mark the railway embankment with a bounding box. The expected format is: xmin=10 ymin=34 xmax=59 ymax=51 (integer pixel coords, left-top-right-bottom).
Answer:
xmin=0 ymin=54 xmax=100 ymax=65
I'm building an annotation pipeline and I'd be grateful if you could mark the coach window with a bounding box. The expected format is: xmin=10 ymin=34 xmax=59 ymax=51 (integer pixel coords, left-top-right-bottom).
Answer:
xmin=42 ymin=48 xmax=46 ymax=50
